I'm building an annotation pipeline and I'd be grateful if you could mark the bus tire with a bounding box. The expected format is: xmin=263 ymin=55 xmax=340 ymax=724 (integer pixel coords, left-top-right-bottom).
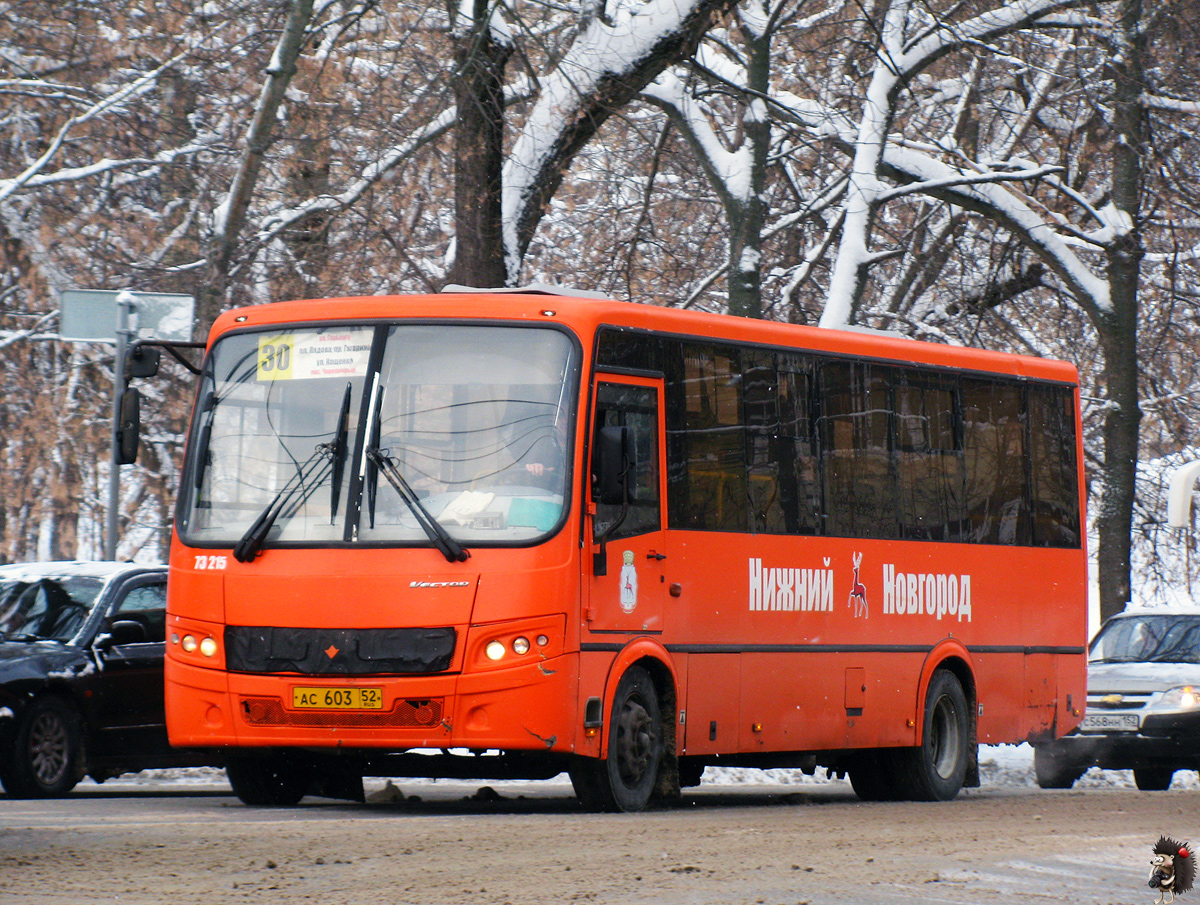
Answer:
xmin=570 ymin=666 xmax=663 ymax=812
xmin=1 ymin=696 xmax=82 ymax=798
xmin=894 ymin=670 xmax=969 ymax=801
xmin=1032 ymin=746 xmax=1083 ymax=789
xmin=847 ymin=750 xmax=901 ymax=801
xmin=567 ymin=756 xmax=607 ymax=810
xmin=226 ymin=753 xmax=310 ymax=806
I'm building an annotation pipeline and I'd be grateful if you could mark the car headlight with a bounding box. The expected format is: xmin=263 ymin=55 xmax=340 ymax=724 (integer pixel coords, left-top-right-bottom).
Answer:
xmin=1159 ymin=686 xmax=1199 ymax=709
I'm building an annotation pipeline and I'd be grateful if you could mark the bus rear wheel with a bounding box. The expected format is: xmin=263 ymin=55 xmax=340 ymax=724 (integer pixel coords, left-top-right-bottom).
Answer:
xmin=847 ymin=750 xmax=902 ymax=801
xmin=893 ymin=670 xmax=970 ymax=801
xmin=1033 ymin=745 xmax=1084 ymax=789
xmin=226 ymin=753 xmax=311 ymax=806
xmin=569 ymin=666 xmax=663 ymax=812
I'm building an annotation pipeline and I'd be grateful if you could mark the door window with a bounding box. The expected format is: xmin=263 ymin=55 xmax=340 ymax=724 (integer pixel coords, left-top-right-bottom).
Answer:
xmin=592 ymin=383 xmax=660 ymax=541
xmin=111 ymin=584 xmax=167 ymax=643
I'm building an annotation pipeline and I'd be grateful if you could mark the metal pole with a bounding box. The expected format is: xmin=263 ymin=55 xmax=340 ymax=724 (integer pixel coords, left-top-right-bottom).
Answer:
xmin=105 ymin=292 xmax=136 ymax=560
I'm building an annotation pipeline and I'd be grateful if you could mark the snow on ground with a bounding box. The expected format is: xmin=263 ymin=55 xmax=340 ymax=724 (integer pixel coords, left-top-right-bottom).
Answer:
xmin=705 ymin=744 xmax=1200 ymax=790
xmin=77 ymin=745 xmax=1200 ymax=794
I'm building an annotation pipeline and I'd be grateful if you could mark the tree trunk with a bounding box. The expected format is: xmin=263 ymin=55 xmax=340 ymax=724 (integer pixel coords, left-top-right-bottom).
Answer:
xmin=725 ymin=14 xmax=771 ymax=320
xmin=505 ymin=0 xmax=737 ymax=275
xmin=444 ymin=1 xmax=511 ymax=290
xmin=1096 ymin=0 xmax=1145 ymax=622
xmin=195 ymin=0 xmax=314 ymax=330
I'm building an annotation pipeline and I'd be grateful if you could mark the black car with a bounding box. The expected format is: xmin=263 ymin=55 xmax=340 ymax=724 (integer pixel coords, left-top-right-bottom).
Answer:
xmin=0 ymin=561 xmax=218 ymax=798
xmin=1033 ymin=608 xmax=1200 ymax=790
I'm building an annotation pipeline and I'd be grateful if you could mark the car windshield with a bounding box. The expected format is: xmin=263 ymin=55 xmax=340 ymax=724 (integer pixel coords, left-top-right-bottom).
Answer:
xmin=0 ymin=575 xmax=106 ymax=642
xmin=1089 ymin=614 xmax=1200 ymax=664
xmin=178 ymin=323 xmax=578 ymax=551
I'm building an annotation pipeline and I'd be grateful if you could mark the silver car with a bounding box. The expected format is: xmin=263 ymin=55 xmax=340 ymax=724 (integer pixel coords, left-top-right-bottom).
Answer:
xmin=1034 ymin=608 xmax=1200 ymax=790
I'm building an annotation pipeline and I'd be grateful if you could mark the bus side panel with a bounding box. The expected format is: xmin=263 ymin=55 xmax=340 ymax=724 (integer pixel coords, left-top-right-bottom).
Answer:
xmin=664 ymin=530 xmax=1085 ymax=754
xmin=739 ymin=652 xmax=922 ymax=751
xmin=970 ymin=651 xmax=1023 ymax=743
xmin=682 ymin=653 xmax=740 ymax=755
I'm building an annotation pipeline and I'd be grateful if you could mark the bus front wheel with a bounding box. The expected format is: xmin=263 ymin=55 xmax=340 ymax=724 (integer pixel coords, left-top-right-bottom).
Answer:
xmin=569 ymin=666 xmax=664 ymax=812
xmin=894 ymin=669 xmax=970 ymax=801
xmin=226 ymin=753 xmax=310 ymax=806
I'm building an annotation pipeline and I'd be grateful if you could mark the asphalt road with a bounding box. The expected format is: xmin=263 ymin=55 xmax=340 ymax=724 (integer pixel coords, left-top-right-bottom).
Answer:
xmin=0 ymin=776 xmax=1187 ymax=905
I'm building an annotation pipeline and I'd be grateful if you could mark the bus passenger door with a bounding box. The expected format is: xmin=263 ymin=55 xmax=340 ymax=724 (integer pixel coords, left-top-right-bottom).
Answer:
xmin=586 ymin=377 xmax=667 ymax=634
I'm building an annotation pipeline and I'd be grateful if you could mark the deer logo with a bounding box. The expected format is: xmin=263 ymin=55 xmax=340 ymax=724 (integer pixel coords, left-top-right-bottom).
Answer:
xmin=848 ymin=552 xmax=869 ymax=618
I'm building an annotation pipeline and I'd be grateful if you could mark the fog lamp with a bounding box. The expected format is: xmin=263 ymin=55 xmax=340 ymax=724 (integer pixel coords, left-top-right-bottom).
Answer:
xmin=181 ymin=634 xmax=198 ymax=652
xmin=512 ymin=636 xmax=530 ymax=655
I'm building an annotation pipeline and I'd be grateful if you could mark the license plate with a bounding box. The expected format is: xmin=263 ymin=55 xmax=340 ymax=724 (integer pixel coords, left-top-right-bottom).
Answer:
xmin=292 ymin=686 xmax=384 ymax=710
xmin=1080 ymin=711 xmax=1139 ymax=732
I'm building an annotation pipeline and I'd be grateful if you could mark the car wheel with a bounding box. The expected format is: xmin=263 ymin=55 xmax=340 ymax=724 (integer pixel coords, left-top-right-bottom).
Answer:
xmin=1033 ymin=745 xmax=1084 ymax=789
xmin=225 ymin=753 xmax=311 ymax=806
xmin=0 ymin=697 xmax=82 ymax=798
xmin=1133 ymin=767 xmax=1174 ymax=791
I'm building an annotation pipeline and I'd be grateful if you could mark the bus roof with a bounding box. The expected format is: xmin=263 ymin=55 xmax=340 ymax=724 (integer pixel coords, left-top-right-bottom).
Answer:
xmin=210 ymin=291 xmax=1079 ymax=384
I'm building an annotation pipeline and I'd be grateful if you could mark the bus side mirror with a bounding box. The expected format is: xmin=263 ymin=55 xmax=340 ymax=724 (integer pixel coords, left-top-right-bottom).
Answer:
xmin=117 ymin=387 xmax=141 ymax=465
xmin=127 ymin=346 xmax=161 ymax=379
xmin=594 ymin=425 xmax=631 ymax=505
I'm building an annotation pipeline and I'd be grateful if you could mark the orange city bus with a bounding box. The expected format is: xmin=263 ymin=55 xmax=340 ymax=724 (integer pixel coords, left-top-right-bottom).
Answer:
xmin=164 ymin=287 xmax=1087 ymax=810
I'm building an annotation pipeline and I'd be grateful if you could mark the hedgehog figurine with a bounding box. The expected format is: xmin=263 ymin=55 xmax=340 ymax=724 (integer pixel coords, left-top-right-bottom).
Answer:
xmin=1150 ymin=836 xmax=1196 ymax=905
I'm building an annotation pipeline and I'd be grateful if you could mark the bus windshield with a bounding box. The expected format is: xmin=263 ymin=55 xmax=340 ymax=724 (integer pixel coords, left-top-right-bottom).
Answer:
xmin=178 ymin=323 xmax=577 ymax=552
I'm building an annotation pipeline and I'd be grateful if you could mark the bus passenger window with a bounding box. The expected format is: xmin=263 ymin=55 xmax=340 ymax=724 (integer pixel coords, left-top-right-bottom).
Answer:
xmin=676 ymin=345 xmax=748 ymax=532
xmin=962 ymin=379 xmax=1029 ymax=545
xmin=819 ymin=362 xmax=896 ymax=539
xmin=744 ymin=352 xmax=819 ymax=536
xmin=894 ymin=374 xmax=965 ymax=541
xmin=1028 ymin=384 xmax=1080 ymax=547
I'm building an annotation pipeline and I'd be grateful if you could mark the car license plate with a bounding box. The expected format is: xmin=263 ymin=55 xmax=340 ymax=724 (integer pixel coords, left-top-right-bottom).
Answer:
xmin=292 ymin=686 xmax=384 ymax=710
xmin=1080 ymin=711 xmax=1139 ymax=732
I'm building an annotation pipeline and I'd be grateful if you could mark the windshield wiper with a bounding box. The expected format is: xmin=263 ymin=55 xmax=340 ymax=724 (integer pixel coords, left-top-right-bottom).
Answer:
xmin=366 ymin=449 xmax=469 ymax=563
xmin=233 ymin=443 xmax=334 ymax=563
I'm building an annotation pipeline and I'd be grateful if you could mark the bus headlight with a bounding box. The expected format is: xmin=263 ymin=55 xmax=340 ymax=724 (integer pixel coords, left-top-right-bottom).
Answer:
xmin=470 ymin=616 xmax=565 ymax=670
xmin=181 ymin=634 xmax=198 ymax=652
xmin=199 ymin=636 xmax=219 ymax=658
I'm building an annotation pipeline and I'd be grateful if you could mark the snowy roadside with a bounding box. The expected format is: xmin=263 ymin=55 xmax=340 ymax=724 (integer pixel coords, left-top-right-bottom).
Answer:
xmin=74 ymin=744 xmax=1200 ymax=794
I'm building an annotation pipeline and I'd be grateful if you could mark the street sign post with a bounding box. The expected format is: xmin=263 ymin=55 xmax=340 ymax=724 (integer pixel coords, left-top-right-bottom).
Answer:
xmin=59 ymin=289 xmax=195 ymax=560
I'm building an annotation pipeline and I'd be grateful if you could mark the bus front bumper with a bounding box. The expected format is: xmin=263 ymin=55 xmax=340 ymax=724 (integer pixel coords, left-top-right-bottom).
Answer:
xmin=165 ymin=653 xmax=576 ymax=754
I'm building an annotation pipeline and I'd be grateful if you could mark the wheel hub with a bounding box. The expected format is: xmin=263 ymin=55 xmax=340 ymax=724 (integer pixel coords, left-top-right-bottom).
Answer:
xmin=30 ymin=713 xmax=69 ymax=785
